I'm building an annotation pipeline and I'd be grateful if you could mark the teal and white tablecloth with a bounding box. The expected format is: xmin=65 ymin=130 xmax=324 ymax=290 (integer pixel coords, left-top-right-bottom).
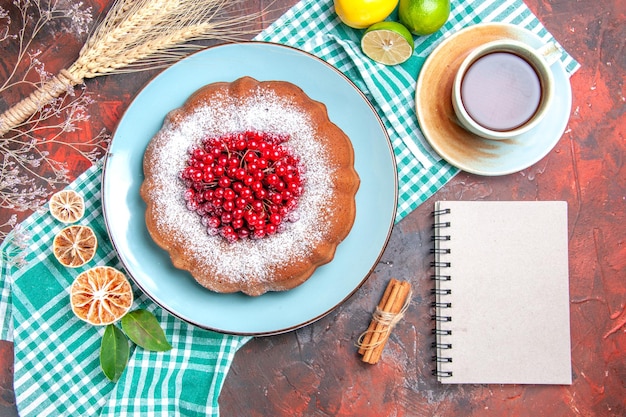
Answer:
xmin=0 ymin=0 xmax=578 ymax=415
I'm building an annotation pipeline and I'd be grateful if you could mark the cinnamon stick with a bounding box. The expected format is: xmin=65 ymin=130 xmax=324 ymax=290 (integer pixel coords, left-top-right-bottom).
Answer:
xmin=362 ymin=282 xmax=402 ymax=363
xmin=357 ymin=278 xmax=397 ymax=355
xmin=368 ymin=281 xmax=411 ymax=364
xmin=358 ymin=279 xmax=412 ymax=364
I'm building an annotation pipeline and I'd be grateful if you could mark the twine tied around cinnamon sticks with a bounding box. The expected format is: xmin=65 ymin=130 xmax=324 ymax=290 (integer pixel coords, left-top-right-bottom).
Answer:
xmin=357 ymin=279 xmax=412 ymax=364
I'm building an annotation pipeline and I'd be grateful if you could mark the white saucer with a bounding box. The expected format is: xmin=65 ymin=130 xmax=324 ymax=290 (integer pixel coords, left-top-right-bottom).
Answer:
xmin=415 ymin=23 xmax=572 ymax=176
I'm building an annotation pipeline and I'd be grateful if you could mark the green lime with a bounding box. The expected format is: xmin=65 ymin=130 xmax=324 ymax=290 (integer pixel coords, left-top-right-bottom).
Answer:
xmin=361 ymin=21 xmax=415 ymax=65
xmin=398 ymin=0 xmax=450 ymax=36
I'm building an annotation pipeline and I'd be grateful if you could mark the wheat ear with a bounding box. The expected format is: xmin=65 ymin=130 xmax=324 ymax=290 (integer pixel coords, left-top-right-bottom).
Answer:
xmin=0 ymin=0 xmax=264 ymax=137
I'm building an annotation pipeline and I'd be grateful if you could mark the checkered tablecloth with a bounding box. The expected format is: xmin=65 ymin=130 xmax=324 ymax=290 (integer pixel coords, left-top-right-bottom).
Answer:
xmin=0 ymin=0 xmax=578 ymax=415
xmin=258 ymin=0 xmax=578 ymax=220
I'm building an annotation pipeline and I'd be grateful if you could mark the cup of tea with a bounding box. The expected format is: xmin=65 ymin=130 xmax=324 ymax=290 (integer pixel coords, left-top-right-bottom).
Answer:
xmin=452 ymin=39 xmax=561 ymax=140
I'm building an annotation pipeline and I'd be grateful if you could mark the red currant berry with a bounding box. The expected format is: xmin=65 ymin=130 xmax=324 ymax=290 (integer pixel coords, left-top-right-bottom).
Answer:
xmin=251 ymin=200 xmax=264 ymax=212
xmin=245 ymin=211 xmax=259 ymax=224
xmin=222 ymin=200 xmax=235 ymax=212
xmin=281 ymin=190 xmax=293 ymax=201
xmin=234 ymin=168 xmax=246 ymax=180
xmin=288 ymin=181 xmax=301 ymax=194
xmin=270 ymin=213 xmax=282 ymax=225
xmin=232 ymin=208 xmax=244 ymax=219
xmin=269 ymin=192 xmax=282 ymax=204
xmin=268 ymin=203 xmax=280 ymax=213
xmin=240 ymin=188 xmax=253 ymax=200
xmin=207 ymin=227 xmax=220 ymax=236
xmin=183 ymin=188 xmax=195 ymax=201
xmin=253 ymin=170 xmax=265 ymax=181
xmin=228 ymin=156 xmax=240 ymax=167
xmin=275 ymin=181 xmax=286 ymax=191
xmin=251 ymin=181 xmax=263 ymax=193
xmin=203 ymin=170 xmax=215 ymax=183
xmin=234 ymin=138 xmax=247 ymax=151
xmin=218 ymin=176 xmax=231 ymax=188
xmin=213 ymin=165 xmax=225 ymax=177
xmin=211 ymin=197 xmax=224 ymax=208
xmin=220 ymin=225 xmax=235 ymax=238
xmin=277 ymin=164 xmax=289 ymax=175
xmin=232 ymin=182 xmax=244 ymax=193
xmin=244 ymin=152 xmax=256 ymax=163
xmin=203 ymin=190 xmax=214 ymax=201
xmin=192 ymin=148 xmax=206 ymax=160
xmin=247 ymin=161 xmax=259 ymax=172
xmin=243 ymin=175 xmax=254 ymax=186
xmin=217 ymin=154 xmax=229 ymax=166
xmin=265 ymin=173 xmax=279 ymax=186
xmin=235 ymin=197 xmax=248 ymax=209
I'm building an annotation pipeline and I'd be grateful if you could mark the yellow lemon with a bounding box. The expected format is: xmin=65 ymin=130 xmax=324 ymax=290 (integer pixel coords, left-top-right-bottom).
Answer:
xmin=334 ymin=0 xmax=399 ymax=29
xmin=398 ymin=0 xmax=450 ymax=36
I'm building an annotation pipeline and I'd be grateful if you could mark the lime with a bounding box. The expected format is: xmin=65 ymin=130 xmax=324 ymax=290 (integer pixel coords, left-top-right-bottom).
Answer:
xmin=334 ymin=0 xmax=399 ymax=29
xmin=361 ymin=21 xmax=415 ymax=65
xmin=398 ymin=0 xmax=450 ymax=36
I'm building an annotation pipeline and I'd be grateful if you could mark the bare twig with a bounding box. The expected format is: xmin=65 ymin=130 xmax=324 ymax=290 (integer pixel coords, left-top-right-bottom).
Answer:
xmin=0 ymin=0 xmax=263 ymax=136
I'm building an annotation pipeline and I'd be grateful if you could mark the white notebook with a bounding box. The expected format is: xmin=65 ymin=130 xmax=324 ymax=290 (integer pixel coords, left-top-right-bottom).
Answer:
xmin=432 ymin=201 xmax=572 ymax=385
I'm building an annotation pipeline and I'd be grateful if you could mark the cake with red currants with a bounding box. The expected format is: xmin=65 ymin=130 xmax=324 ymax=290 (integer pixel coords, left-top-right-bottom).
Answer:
xmin=140 ymin=76 xmax=360 ymax=296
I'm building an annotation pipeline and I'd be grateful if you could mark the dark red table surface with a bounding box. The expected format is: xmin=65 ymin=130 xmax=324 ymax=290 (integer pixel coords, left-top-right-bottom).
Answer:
xmin=1 ymin=0 xmax=624 ymax=416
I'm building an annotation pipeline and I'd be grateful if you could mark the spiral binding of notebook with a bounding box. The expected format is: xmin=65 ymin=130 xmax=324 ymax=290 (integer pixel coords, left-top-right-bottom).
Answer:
xmin=430 ymin=207 xmax=453 ymax=378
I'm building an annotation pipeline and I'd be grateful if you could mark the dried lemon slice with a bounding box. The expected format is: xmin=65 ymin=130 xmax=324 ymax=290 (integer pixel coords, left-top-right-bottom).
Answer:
xmin=53 ymin=225 xmax=97 ymax=268
xmin=49 ymin=190 xmax=85 ymax=223
xmin=70 ymin=266 xmax=134 ymax=325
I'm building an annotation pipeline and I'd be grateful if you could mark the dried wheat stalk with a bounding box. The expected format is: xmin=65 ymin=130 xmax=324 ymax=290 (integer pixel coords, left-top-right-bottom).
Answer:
xmin=0 ymin=0 xmax=264 ymax=137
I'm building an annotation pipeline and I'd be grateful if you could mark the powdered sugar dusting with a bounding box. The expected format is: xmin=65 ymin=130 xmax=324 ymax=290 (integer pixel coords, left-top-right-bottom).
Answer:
xmin=146 ymin=87 xmax=336 ymax=285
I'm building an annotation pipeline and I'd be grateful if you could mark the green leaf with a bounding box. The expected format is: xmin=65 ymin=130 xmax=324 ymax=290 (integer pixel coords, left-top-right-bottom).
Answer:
xmin=100 ymin=324 xmax=129 ymax=382
xmin=121 ymin=309 xmax=172 ymax=352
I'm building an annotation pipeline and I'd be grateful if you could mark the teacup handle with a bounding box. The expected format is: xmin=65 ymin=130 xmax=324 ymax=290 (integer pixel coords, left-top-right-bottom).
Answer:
xmin=537 ymin=42 xmax=561 ymax=67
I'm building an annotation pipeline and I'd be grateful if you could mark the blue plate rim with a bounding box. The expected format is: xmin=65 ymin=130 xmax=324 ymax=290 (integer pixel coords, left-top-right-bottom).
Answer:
xmin=101 ymin=41 xmax=398 ymax=336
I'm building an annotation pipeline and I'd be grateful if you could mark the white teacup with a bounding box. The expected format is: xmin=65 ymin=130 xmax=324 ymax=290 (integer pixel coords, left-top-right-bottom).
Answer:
xmin=452 ymin=39 xmax=561 ymax=140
